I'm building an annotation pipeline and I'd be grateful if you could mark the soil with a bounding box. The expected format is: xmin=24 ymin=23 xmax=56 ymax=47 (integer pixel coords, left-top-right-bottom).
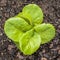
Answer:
xmin=0 ymin=0 xmax=60 ymax=60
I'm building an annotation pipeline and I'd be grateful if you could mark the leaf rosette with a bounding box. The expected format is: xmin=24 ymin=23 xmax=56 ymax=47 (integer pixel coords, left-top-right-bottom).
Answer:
xmin=4 ymin=4 xmax=55 ymax=55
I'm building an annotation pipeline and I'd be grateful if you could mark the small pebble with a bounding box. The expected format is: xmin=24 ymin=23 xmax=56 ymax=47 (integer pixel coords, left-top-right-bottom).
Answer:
xmin=1 ymin=52 xmax=3 ymax=56
xmin=8 ymin=45 xmax=14 ymax=51
xmin=0 ymin=33 xmax=3 ymax=36
xmin=58 ymin=25 xmax=60 ymax=29
xmin=49 ymin=44 xmax=53 ymax=48
xmin=42 ymin=49 xmax=46 ymax=53
xmin=58 ymin=49 xmax=60 ymax=54
xmin=17 ymin=52 xmax=24 ymax=59
xmin=57 ymin=57 xmax=60 ymax=60
xmin=41 ymin=57 xmax=47 ymax=60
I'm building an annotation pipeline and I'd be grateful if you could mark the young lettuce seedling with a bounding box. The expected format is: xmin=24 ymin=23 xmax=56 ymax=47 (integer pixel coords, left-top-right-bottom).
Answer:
xmin=4 ymin=4 xmax=55 ymax=55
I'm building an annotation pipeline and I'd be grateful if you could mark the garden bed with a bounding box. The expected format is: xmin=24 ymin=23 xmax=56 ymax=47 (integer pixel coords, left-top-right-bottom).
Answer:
xmin=0 ymin=0 xmax=60 ymax=60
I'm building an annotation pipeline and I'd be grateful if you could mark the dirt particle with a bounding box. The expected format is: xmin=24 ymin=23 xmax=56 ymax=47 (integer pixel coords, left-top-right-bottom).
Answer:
xmin=49 ymin=44 xmax=53 ymax=48
xmin=58 ymin=49 xmax=60 ymax=54
xmin=42 ymin=49 xmax=46 ymax=53
xmin=0 ymin=0 xmax=7 ymax=6
xmin=41 ymin=57 xmax=47 ymax=60
xmin=17 ymin=52 xmax=24 ymax=59
xmin=1 ymin=52 xmax=3 ymax=56
xmin=8 ymin=45 xmax=14 ymax=51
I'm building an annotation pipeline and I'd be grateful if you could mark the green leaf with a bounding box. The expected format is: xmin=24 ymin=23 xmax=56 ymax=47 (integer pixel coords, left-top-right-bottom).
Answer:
xmin=17 ymin=12 xmax=32 ymax=25
xmin=19 ymin=29 xmax=41 ymax=55
xmin=4 ymin=17 xmax=32 ymax=43
xmin=34 ymin=23 xmax=55 ymax=44
xmin=18 ymin=4 xmax=43 ymax=25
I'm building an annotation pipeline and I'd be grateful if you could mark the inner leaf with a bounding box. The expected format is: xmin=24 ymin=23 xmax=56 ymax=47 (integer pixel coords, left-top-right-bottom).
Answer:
xmin=17 ymin=13 xmax=32 ymax=25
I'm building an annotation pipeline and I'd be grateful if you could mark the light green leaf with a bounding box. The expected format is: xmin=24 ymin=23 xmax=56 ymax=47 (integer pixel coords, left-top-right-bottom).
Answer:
xmin=34 ymin=23 xmax=55 ymax=44
xmin=19 ymin=29 xmax=41 ymax=55
xmin=17 ymin=12 xmax=32 ymax=25
xmin=4 ymin=17 xmax=32 ymax=43
xmin=18 ymin=4 xmax=43 ymax=25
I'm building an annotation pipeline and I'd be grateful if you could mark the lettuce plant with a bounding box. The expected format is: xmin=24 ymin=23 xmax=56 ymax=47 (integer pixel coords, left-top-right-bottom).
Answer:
xmin=4 ymin=4 xmax=55 ymax=55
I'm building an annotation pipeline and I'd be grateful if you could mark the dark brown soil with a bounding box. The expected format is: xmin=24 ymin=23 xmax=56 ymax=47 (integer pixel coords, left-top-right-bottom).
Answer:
xmin=0 ymin=0 xmax=60 ymax=60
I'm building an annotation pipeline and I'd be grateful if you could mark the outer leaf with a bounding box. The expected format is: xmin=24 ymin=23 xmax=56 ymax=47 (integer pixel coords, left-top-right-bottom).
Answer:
xmin=19 ymin=29 xmax=41 ymax=55
xmin=18 ymin=4 xmax=43 ymax=25
xmin=34 ymin=23 xmax=55 ymax=44
xmin=4 ymin=17 xmax=32 ymax=43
